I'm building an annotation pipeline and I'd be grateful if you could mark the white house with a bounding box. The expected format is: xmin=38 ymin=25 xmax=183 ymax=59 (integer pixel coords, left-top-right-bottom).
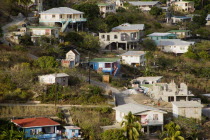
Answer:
xmin=206 ymin=14 xmax=210 ymax=26
xmin=30 ymin=0 xmax=43 ymax=13
xmin=168 ymin=30 xmax=191 ymax=38
xmin=128 ymin=1 xmax=161 ymax=12
xmin=98 ymin=3 xmax=116 ymax=17
xmin=99 ymin=23 xmax=145 ymax=50
xmin=173 ymin=0 xmax=195 ymax=13
xmin=121 ymin=51 xmax=146 ymax=66
xmin=38 ymin=73 xmax=69 ymax=86
xmin=115 ymin=0 xmax=124 ymax=8
xmin=172 ymin=101 xmax=203 ymax=120
xmin=171 ymin=16 xmax=192 ymax=24
xmin=113 ymin=103 xmax=167 ymax=134
xmin=39 ymin=7 xmax=87 ymax=32
xmin=61 ymin=49 xmax=80 ymax=68
xmin=157 ymin=39 xmax=195 ymax=54
xmin=27 ymin=26 xmax=60 ymax=43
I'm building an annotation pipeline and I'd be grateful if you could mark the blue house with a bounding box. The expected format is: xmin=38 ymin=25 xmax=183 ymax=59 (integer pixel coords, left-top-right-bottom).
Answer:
xmin=147 ymin=32 xmax=177 ymax=44
xmin=90 ymin=58 xmax=120 ymax=76
xmin=64 ymin=126 xmax=81 ymax=139
xmin=12 ymin=117 xmax=61 ymax=140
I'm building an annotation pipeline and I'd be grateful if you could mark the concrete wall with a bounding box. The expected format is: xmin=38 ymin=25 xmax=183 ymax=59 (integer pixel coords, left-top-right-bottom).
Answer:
xmin=160 ymin=45 xmax=189 ymax=54
xmin=173 ymin=106 xmax=202 ymax=120
xmin=122 ymin=54 xmax=145 ymax=66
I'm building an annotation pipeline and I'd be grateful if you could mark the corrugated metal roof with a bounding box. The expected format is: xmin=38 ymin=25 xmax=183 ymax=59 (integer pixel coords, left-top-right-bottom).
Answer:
xmin=157 ymin=39 xmax=195 ymax=46
xmin=168 ymin=30 xmax=190 ymax=32
xmin=40 ymin=7 xmax=83 ymax=14
xmin=172 ymin=101 xmax=203 ymax=108
xmin=147 ymin=32 xmax=175 ymax=37
xmin=112 ymin=23 xmax=145 ymax=31
xmin=113 ymin=103 xmax=167 ymax=114
xmin=121 ymin=51 xmax=146 ymax=56
xmin=128 ymin=1 xmax=160 ymax=6
xmin=135 ymin=76 xmax=163 ymax=81
xmin=90 ymin=58 xmax=120 ymax=62
xmin=28 ymin=26 xmax=59 ymax=29
xmin=40 ymin=73 xmax=69 ymax=78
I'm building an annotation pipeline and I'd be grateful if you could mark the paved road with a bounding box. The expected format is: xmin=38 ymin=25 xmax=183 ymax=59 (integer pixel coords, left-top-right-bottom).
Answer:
xmin=89 ymin=79 xmax=138 ymax=106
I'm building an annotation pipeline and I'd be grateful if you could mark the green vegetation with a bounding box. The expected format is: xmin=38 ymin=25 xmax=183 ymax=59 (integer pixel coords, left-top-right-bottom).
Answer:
xmin=121 ymin=111 xmax=142 ymax=140
xmin=160 ymin=121 xmax=184 ymax=140
xmin=101 ymin=129 xmax=126 ymax=140
xmin=70 ymin=107 xmax=114 ymax=140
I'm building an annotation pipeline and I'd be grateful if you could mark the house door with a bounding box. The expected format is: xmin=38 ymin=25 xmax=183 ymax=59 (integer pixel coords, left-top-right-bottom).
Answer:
xmin=70 ymin=61 xmax=74 ymax=68
xmin=168 ymin=96 xmax=174 ymax=102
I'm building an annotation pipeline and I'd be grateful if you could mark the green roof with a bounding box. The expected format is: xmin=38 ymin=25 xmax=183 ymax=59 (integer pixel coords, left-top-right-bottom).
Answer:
xmin=98 ymin=3 xmax=111 ymax=6
xmin=28 ymin=26 xmax=59 ymax=29
xmin=168 ymin=30 xmax=190 ymax=33
xmin=90 ymin=58 xmax=120 ymax=62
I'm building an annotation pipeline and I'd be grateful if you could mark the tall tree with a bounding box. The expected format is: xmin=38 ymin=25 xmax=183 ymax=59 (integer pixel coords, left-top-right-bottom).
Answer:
xmin=161 ymin=121 xmax=185 ymax=140
xmin=121 ymin=111 xmax=142 ymax=140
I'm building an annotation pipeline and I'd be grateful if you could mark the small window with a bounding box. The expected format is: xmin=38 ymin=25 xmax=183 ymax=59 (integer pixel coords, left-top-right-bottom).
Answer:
xmin=52 ymin=15 xmax=55 ymax=18
xmin=105 ymin=63 xmax=111 ymax=68
xmin=114 ymin=35 xmax=118 ymax=39
xmin=153 ymin=114 xmax=158 ymax=120
xmin=101 ymin=35 xmax=105 ymax=39
xmin=60 ymin=15 xmax=62 ymax=18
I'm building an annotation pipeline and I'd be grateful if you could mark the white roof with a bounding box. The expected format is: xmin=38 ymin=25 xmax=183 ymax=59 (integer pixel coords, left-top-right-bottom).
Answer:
xmin=128 ymin=1 xmax=160 ymax=6
xmin=135 ymin=76 xmax=163 ymax=81
xmin=113 ymin=103 xmax=167 ymax=114
xmin=40 ymin=7 xmax=83 ymax=14
xmin=147 ymin=32 xmax=174 ymax=37
xmin=206 ymin=14 xmax=210 ymax=20
xmin=121 ymin=51 xmax=146 ymax=56
xmin=112 ymin=23 xmax=145 ymax=31
xmin=201 ymin=94 xmax=210 ymax=97
xmin=157 ymin=39 xmax=195 ymax=46
xmin=172 ymin=101 xmax=203 ymax=108
xmin=39 ymin=73 xmax=69 ymax=78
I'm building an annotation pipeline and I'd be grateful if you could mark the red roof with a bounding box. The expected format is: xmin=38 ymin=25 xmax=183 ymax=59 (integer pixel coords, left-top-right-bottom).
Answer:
xmin=11 ymin=117 xmax=60 ymax=128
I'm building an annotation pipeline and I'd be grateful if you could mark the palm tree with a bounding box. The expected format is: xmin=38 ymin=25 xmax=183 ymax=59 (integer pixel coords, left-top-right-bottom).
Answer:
xmin=161 ymin=121 xmax=185 ymax=140
xmin=121 ymin=111 xmax=142 ymax=140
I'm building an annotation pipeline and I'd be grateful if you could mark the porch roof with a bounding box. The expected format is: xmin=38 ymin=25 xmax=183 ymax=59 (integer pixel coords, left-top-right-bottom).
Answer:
xmin=113 ymin=103 xmax=167 ymax=114
xmin=90 ymin=58 xmax=120 ymax=62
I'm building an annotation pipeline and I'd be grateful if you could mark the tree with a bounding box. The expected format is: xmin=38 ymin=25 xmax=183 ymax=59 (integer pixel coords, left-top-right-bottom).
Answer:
xmin=0 ymin=26 xmax=3 ymax=38
xmin=80 ymin=32 xmax=100 ymax=51
xmin=149 ymin=7 xmax=163 ymax=17
xmin=160 ymin=121 xmax=184 ymax=140
xmin=34 ymin=56 xmax=58 ymax=69
xmin=73 ymin=3 xmax=100 ymax=19
xmin=121 ymin=111 xmax=142 ymax=140
xmin=19 ymin=35 xmax=33 ymax=46
xmin=184 ymin=46 xmax=199 ymax=60
xmin=174 ymin=117 xmax=202 ymax=139
xmin=64 ymin=32 xmax=83 ymax=46
xmin=142 ymin=39 xmax=157 ymax=51
xmin=101 ymin=129 xmax=126 ymax=140
xmin=193 ymin=15 xmax=207 ymax=26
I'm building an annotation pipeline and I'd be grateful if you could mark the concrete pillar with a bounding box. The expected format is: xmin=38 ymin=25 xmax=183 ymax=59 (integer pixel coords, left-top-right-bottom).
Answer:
xmin=186 ymin=96 xmax=188 ymax=101
xmin=133 ymin=42 xmax=135 ymax=49
xmin=129 ymin=44 xmax=131 ymax=50
xmin=76 ymin=23 xmax=78 ymax=32
xmin=175 ymin=96 xmax=176 ymax=101
xmin=82 ymin=23 xmax=83 ymax=31
xmin=116 ymin=42 xmax=119 ymax=50
xmin=147 ymin=125 xmax=150 ymax=135
xmin=161 ymin=125 xmax=164 ymax=131
xmin=126 ymin=43 xmax=128 ymax=50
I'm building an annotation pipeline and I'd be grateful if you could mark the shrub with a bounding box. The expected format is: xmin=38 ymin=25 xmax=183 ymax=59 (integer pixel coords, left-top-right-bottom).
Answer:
xmin=101 ymin=129 xmax=126 ymax=140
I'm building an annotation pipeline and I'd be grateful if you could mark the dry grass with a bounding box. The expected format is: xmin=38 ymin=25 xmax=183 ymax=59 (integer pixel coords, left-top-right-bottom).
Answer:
xmin=0 ymin=106 xmax=57 ymax=119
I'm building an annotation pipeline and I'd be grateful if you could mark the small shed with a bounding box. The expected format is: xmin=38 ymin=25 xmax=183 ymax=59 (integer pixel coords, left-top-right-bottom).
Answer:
xmin=64 ymin=126 xmax=81 ymax=139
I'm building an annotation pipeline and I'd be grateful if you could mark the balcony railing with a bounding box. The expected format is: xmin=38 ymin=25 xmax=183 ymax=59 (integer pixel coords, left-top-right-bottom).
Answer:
xmin=39 ymin=18 xmax=87 ymax=23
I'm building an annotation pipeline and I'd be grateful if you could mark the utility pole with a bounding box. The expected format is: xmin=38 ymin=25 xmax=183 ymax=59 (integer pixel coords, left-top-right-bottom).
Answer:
xmin=88 ymin=52 xmax=91 ymax=84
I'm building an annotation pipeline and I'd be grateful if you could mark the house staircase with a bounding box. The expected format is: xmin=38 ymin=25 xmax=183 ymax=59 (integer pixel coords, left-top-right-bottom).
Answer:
xmin=60 ymin=20 xmax=71 ymax=33
xmin=113 ymin=67 xmax=119 ymax=76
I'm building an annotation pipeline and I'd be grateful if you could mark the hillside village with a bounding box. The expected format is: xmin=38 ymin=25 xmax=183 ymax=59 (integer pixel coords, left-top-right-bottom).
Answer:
xmin=0 ymin=0 xmax=210 ymax=139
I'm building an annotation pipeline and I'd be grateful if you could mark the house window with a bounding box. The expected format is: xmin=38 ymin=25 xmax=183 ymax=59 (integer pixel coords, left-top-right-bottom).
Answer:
xmin=105 ymin=63 xmax=111 ymax=68
xmin=52 ymin=15 xmax=55 ymax=18
xmin=30 ymin=129 xmax=39 ymax=135
xmin=60 ymin=15 xmax=62 ymax=18
xmin=101 ymin=35 xmax=105 ymax=39
xmin=153 ymin=114 xmax=158 ymax=120
xmin=114 ymin=35 xmax=118 ymax=39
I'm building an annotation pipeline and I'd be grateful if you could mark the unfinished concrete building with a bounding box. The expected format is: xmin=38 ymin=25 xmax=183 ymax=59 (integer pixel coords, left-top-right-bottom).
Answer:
xmin=148 ymin=81 xmax=194 ymax=102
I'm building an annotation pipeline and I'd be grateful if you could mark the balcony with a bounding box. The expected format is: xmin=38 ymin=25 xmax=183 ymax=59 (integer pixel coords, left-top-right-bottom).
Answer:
xmin=39 ymin=18 xmax=87 ymax=23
